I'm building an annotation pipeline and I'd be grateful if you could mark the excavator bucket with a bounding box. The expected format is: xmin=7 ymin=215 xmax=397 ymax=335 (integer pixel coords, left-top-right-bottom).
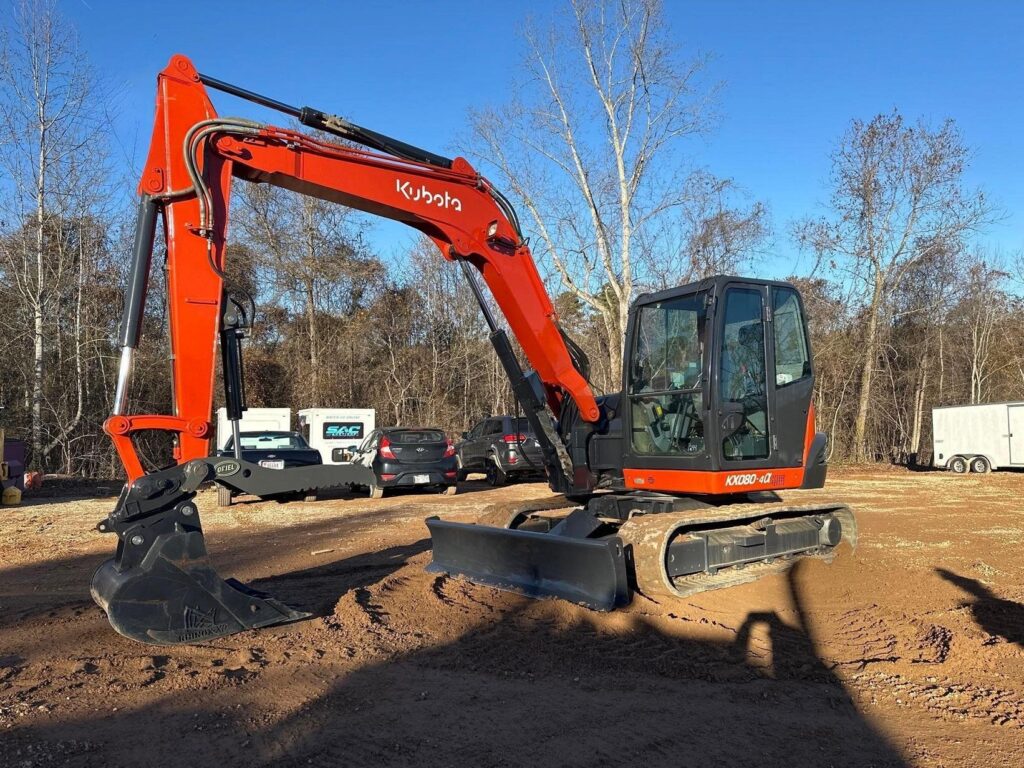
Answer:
xmin=91 ymin=524 xmax=308 ymax=645
xmin=91 ymin=464 xmax=310 ymax=645
xmin=427 ymin=516 xmax=630 ymax=611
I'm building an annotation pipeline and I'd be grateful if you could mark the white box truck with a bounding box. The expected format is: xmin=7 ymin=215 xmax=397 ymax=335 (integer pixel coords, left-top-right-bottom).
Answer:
xmin=215 ymin=407 xmax=291 ymax=451
xmin=299 ymin=408 xmax=375 ymax=464
xmin=932 ymin=401 xmax=1024 ymax=473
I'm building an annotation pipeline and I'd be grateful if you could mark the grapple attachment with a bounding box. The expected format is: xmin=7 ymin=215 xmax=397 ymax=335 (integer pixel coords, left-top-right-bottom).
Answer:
xmin=91 ymin=460 xmax=310 ymax=645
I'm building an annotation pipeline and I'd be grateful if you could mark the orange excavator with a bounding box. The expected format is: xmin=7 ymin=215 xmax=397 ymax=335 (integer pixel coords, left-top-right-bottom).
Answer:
xmin=92 ymin=56 xmax=855 ymax=645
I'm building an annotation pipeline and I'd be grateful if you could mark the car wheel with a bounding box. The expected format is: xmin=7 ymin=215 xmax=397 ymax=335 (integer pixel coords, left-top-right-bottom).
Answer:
xmin=948 ymin=456 xmax=969 ymax=474
xmin=217 ymin=485 xmax=233 ymax=507
xmin=969 ymin=456 xmax=990 ymax=474
xmin=369 ymin=483 xmax=385 ymax=499
xmin=443 ymin=484 xmax=458 ymax=496
xmin=486 ymin=455 xmax=507 ymax=487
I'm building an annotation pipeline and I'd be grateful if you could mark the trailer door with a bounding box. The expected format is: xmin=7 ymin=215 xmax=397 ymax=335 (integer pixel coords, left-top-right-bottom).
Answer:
xmin=1009 ymin=405 xmax=1024 ymax=465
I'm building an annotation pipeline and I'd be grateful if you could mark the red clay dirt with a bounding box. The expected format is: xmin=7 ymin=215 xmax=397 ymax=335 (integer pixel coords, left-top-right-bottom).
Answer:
xmin=1 ymin=466 xmax=1023 ymax=767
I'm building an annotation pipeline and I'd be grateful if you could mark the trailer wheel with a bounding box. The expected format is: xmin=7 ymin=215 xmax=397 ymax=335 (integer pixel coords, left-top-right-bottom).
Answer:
xmin=948 ymin=456 xmax=969 ymax=474
xmin=969 ymin=456 xmax=991 ymax=474
xmin=217 ymin=486 xmax=234 ymax=507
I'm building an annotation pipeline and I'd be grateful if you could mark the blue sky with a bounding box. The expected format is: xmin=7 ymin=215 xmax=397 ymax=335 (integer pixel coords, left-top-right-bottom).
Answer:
xmin=63 ymin=0 xmax=1023 ymax=278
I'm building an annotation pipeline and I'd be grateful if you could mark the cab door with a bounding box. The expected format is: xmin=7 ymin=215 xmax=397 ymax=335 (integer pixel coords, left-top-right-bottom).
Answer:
xmin=715 ymin=282 xmax=773 ymax=469
xmin=713 ymin=281 xmax=814 ymax=471
xmin=767 ymin=284 xmax=814 ymax=467
xmin=622 ymin=286 xmax=713 ymax=473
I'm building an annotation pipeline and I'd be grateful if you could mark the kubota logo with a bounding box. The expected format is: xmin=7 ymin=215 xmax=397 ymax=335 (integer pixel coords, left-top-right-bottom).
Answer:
xmin=396 ymin=179 xmax=462 ymax=212
xmin=724 ymin=472 xmax=773 ymax=487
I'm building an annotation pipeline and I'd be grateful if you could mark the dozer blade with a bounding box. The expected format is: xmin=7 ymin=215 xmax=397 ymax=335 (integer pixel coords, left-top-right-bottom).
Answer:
xmin=92 ymin=461 xmax=310 ymax=645
xmin=426 ymin=516 xmax=630 ymax=611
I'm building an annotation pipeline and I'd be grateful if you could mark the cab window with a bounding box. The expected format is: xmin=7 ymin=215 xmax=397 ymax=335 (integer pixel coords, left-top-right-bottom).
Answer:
xmin=357 ymin=431 xmax=377 ymax=453
xmin=772 ymin=287 xmax=810 ymax=387
xmin=629 ymin=293 xmax=705 ymax=456
xmin=719 ymin=287 xmax=768 ymax=460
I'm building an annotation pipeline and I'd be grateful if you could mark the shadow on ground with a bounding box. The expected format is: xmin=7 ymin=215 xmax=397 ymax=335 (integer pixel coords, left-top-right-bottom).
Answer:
xmin=0 ymin=513 xmax=908 ymax=767
xmin=937 ymin=567 xmax=1024 ymax=647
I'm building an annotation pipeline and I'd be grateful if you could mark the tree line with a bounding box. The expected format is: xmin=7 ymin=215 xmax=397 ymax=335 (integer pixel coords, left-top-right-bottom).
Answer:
xmin=1 ymin=0 xmax=1021 ymax=477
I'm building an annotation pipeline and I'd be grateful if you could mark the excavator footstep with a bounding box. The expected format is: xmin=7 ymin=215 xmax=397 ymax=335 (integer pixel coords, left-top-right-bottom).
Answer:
xmin=426 ymin=516 xmax=631 ymax=611
xmin=91 ymin=527 xmax=310 ymax=645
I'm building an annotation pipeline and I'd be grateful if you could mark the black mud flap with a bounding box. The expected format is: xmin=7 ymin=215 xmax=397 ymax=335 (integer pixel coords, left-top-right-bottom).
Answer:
xmin=91 ymin=524 xmax=310 ymax=645
xmin=426 ymin=517 xmax=630 ymax=611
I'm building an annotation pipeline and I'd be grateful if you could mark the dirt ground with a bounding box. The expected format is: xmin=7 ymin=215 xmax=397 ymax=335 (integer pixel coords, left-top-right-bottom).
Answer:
xmin=1 ymin=466 xmax=1023 ymax=768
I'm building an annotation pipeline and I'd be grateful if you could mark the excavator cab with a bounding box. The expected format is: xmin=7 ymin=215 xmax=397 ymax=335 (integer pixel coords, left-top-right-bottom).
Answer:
xmin=428 ymin=276 xmax=852 ymax=609
xmin=620 ymin=277 xmax=821 ymax=491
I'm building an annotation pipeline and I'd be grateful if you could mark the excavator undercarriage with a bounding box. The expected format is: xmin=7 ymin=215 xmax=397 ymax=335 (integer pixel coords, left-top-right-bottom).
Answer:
xmin=428 ymin=495 xmax=855 ymax=611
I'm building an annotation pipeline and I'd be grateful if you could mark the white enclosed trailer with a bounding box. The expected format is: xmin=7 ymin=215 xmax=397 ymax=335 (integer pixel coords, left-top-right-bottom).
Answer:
xmin=932 ymin=401 xmax=1024 ymax=473
xmin=299 ymin=408 xmax=375 ymax=464
xmin=215 ymin=407 xmax=291 ymax=451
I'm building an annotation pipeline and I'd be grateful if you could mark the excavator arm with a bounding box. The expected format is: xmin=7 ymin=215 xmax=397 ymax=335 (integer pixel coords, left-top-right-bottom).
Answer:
xmin=92 ymin=55 xmax=604 ymax=645
xmin=108 ymin=54 xmax=596 ymax=485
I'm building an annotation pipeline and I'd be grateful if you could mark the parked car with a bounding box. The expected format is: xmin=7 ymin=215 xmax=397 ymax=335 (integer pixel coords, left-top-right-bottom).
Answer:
xmin=216 ymin=430 xmax=322 ymax=506
xmin=351 ymin=427 xmax=458 ymax=498
xmin=456 ymin=416 xmax=545 ymax=486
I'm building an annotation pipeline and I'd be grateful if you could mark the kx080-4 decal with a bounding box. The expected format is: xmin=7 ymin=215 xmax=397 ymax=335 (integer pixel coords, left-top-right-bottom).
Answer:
xmin=724 ymin=472 xmax=774 ymax=487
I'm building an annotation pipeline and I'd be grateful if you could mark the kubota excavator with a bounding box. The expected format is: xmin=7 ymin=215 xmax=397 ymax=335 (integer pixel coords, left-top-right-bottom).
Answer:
xmin=92 ymin=56 xmax=856 ymax=645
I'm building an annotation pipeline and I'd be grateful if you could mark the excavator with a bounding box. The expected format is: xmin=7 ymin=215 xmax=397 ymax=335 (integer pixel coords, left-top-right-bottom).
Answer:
xmin=92 ymin=55 xmax=856 ymax=645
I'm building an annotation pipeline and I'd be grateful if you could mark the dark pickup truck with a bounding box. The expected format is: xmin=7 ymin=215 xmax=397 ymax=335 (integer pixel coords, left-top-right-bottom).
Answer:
xmin=216 ymin=431 xmax=323 ymax=506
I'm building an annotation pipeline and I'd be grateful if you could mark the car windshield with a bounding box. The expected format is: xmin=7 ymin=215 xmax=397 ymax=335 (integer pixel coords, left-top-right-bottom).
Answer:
xmin=389 ymin=430 xmax=445 ymax=444
xmin=230 ymin=433 xmax=307 ymax=450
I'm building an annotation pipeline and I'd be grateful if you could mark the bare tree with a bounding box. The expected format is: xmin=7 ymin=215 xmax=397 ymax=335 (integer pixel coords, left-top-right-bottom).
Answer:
xmin=795 ymin=111 xmax=992 ymax=461
xmin=467 ymin=0 xmax=764 ymax=376
xmin=0 ymin=0 xmax=111 ymax=468
xmin=955 ymin=258 xmax=1014 ymax=405
xmin=234 ymin=179 xmax=375 ymax=405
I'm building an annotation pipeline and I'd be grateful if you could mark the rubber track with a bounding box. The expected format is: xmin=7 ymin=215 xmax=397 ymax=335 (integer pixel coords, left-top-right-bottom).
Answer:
xmin=474 ymin=494 xmax=578 ymax=529
xmin=617 ymin=502 xmax=857 ymax=602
